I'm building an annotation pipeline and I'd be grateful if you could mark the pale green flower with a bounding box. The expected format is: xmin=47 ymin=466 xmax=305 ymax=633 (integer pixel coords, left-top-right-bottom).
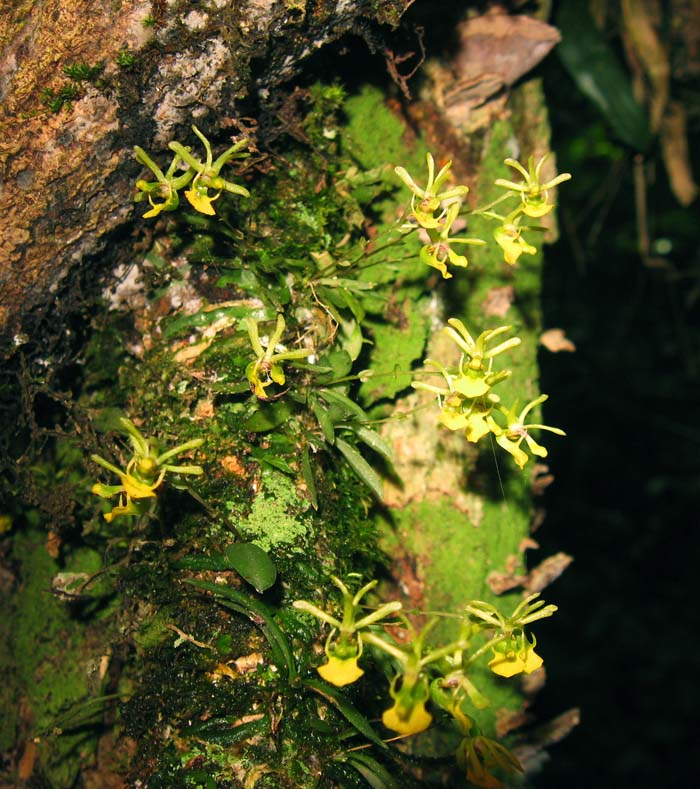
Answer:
xmin=395 ymin=153 xmax=468 ymax=229
xmin=488 ymin=394 xmax=565 ymax=468
xmin=495 ymin=154 xmax=571 ymax=218
xmin=493 ymin=213 xmax=541 ymax=265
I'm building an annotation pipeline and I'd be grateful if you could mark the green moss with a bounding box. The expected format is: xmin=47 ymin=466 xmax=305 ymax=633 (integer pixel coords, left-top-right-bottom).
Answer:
xmin=2 ymin=531 xmax=108 ymax=786
xmin=231 ymin=470 xmax=311 ymax=555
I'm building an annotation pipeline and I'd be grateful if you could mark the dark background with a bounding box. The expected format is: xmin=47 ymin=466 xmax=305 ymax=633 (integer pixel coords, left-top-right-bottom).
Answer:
xmin=533 ymin=28 xmax=700 ymax=788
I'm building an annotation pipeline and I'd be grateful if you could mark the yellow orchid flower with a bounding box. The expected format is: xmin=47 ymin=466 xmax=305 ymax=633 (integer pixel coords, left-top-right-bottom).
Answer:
xmin=317 ymin=653 xmax=364 ymax=687
xmin=488 ymin=394 xmax=565 ymax=469
xmin=382 ymin=697 xmax=432 ymax=736
xmin=135 ymin=127 xmax=249 ymax=220
xmin=495 ymin=154 xmax=571 ymax=218
xmin=488 ymin=634 xmax=543 ymax=678
xmin=184 ymin=177 xmax=220 ymax=216
xmin=463 ymin=407 xmax=493 ymax=443
xmin=91 ymin=418 xmax=203 ymax=522
xmin=140 ymin=182 xmax=179 ymax=218
xmin=243 ymin=314 xmax=311 ymax=400
xmin=417 ymin=202 xmax=486 ymax=279
xmin=381 ymin=674 xmax=433 ymax=736
xmin=493 ymin=216 xmax=539 ymax=265
xmin=134 ymin=146 xmax=191 ymax=218
xmin=395 ymin=153 xmax=469 ymax=229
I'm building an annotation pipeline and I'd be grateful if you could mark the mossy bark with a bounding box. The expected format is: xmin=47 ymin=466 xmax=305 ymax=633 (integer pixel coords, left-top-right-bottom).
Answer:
xmin=0 ymin=0 xmax=408 ymax=342
xmin=0 ymin=3 xmax=567 ymax=786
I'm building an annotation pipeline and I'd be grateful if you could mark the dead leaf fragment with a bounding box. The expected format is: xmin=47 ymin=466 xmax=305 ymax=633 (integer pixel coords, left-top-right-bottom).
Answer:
xmin=487 ymin=569 xmax=527 ymax=595
xmin=482 ymin=285 xmax=515 ymax=317
xmin=540 ymin=328 xmax=576 ymax=352
xmin=221 ymin=455 xmax=247 ymax=476
xmin=454 ymin=12 xmax=562 ymax=90
xmin=524 ymin=552 xmax=573 ymax=594
xmin=660 ymin=101 xmax=698 ymax=206
xmin=17 ymin=740 xmax=37 ymax=781
xmin=194 ymin=398 xmax=215 ymax=420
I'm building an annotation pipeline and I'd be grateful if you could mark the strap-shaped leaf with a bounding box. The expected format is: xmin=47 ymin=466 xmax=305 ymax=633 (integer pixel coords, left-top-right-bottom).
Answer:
xmin=352 ymin=425 xmax=393 ymax=463
xmin=304 ymin=678 xmax=388 ymax=750
xmin=345 ymin=752 xmax=399 ymax=789
xmin=320 ymin=388 xmax=369 ymax=422
xmin=301 ymin=444 xmax=319 ymax=510
xmin=557 ymin=0 xmax=651 ymax=151
xmin=184 ymin=579 xmax=296 ymax=681
xmin=336 ymin=437 xmax=383 ymax=499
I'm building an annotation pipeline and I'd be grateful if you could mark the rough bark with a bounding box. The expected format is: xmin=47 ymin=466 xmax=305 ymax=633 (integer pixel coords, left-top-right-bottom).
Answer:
xmin=0 ymin=0 xmax=408 ymax=345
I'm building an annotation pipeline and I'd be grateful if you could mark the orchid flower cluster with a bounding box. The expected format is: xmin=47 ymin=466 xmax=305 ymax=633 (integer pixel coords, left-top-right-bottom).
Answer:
xmin=394 ymin=153 xmax=485 ymax=278
xmin=134 ymin=125 xmax=250 ymax=218
xmin=295 ymin=579 xmax=556 ymax=788
xmin=91 ymin=417 xmax=204 ymax=522
xmin=413 ymin=318 xmax=565 ymax=468
xmin=396 ymin=153 xmax=571 ymax=275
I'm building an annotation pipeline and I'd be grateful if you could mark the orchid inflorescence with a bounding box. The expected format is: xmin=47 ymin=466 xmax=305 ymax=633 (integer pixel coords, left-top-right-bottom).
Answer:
xmin=413 ymin=319 xmax=565 ymax=468
xmin=295 ymin=578 xmax=556 ymax=787
xmin=134 ymin=125 xmax=250 ymax=218
xmin=91 ymin=417 xmax=204 ymax=522
xmin=396 ymin=153 xmax=571 ymax=275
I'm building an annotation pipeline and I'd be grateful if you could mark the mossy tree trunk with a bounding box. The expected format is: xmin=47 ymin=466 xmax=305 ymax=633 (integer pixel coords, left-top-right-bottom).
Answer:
xmin=0 ymin=2 xmax=573 ymax=787
xmin=0 ymin=0 xmax=407 ymax=341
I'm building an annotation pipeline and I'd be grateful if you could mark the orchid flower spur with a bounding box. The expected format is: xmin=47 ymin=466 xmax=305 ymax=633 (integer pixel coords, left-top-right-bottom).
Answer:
xmin=243 ymin=314 xmax=313 ymax=400
xmin=293 ymin=576 xmax=402 ymax=688
xmin=91 ymin=417 xmax=204 ymax=522
xmin=487 ymin=394 xmax=565 ymax=469
xmin=495 ymin=154 xmax=572 ymax=218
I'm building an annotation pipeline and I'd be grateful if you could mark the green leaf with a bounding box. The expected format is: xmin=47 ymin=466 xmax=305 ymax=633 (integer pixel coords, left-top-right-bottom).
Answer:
xmin=161 ymin=304 xmax=271 ymax=340
xmin=340 ymin=317 xmax=364 ymax=361
xmin=304 ymin=678 xmax=388 ymax=749
xmin=185 ymin=579 xmax=297 ymax=681
xmin=320 ymin=388 xmax=369 ymax=423
xmin=174 ymin=543 xmax=276 ymax=593
xmin=301 ymin=444 xmax=319 ymax=510
xmin=557 ymin=0 xmax=651 ymax=151
xmin=188 ymin=714 xmax=270 ymax=745
xmin=224 ymin=543 xmax=277 ymax=593
xmin=335 ymin=437 xmax=383 ymax=499
xmin=345 ymin=753 xmax=399 ymax=789
xmin=249 ymin=448 xmax=295 ymax=475
xmin=243 ymin=400 xmax=295 ymax=432
xmin=312 ymin=399 xmax=336 ymax=444
xmin=315 ymin=349 xmax=353 ymax=383
xmin=352 ymin=425 xmax=393 ymax=463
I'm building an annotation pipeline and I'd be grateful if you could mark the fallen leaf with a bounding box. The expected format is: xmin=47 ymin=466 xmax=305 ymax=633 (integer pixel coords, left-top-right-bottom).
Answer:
xmin=524 ymin=552 xmax=573 ymax=593
xmin=540 ymin=328 xmax=576 ymax=352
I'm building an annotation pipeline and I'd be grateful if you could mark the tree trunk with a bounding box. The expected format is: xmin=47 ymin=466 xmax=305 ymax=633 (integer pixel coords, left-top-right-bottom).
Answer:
xmin=0 ymin=0 xmax=407 ymax=342
xmin=0 ymin=2 xmax=573 ymax=786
